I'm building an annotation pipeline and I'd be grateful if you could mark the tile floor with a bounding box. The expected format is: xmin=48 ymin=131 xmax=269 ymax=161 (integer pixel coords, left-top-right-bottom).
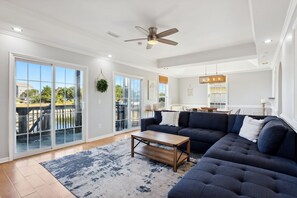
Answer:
xmin=0 ymin=131 xmax=137 ymax=198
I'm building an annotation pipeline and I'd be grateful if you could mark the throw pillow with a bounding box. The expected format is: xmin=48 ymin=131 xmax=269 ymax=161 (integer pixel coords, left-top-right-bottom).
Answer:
xmin=160 ymin=112 xmax=180 ymax=127
xmin=257 ymin=120 xmax=288 ymax=154
xmin=239 ymin=116 xmax=264 ymax=142
xmin=231 ymin=115 xmax=245 ymax=134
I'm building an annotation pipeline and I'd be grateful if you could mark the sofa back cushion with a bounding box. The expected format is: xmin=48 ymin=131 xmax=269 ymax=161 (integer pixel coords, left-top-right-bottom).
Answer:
xmin=154 ymin=110 xmax=190 ymax=127
xmin=189 ymin=112 xmax=228 ymax=132
xmin=257 ymin=120 xmax=288 ymax=154
xmin=228 ymin=114 xmax=268 ymax=134
xmin=275 ymin=120 xmax=297 ymax=161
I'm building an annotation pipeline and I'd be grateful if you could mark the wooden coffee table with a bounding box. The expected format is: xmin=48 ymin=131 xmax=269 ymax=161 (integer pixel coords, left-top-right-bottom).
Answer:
xmin=131 ymin=130 xmax=190 ymax=172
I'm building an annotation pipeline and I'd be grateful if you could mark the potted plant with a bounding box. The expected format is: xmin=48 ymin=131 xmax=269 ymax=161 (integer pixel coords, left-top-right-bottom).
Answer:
xmin=96 ymin=69 xmax=108 ymax=93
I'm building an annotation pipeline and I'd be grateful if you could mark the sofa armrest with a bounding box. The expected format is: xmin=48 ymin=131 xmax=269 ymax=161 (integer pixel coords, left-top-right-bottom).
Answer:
xmin=141 ymin=118 xmax=155 ymax=131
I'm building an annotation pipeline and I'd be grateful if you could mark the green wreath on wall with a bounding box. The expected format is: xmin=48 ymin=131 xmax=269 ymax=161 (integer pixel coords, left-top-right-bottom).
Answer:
xmin=96 ymin=69 xmax=108 ymax=93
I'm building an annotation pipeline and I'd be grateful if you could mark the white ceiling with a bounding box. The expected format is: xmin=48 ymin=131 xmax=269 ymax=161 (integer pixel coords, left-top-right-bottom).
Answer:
xmin=0 ymin=0 xmax=292 ymax=77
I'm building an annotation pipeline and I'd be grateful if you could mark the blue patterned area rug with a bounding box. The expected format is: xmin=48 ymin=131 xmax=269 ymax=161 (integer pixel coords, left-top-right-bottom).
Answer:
xmin=41 ymin=138 xmax=200 ymax=198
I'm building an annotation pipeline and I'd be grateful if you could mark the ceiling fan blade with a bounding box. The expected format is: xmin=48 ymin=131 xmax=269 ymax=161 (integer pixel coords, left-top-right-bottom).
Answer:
xmin=135 ymin=26 xmax=149 ymax=36
xmin=146 ymin=44 xmax=153 ymax=49
xmin=157 ymin=38 xmax=178 ymax=46
xmin=124 ymin=38 xmax=147 ymax=42
xmin=157 ymin=28 xmax=178 ymax=38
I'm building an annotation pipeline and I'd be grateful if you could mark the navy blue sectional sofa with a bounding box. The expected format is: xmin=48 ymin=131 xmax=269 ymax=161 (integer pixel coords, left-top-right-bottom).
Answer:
xmin=141 ymin=111 xmax=297 ymax=198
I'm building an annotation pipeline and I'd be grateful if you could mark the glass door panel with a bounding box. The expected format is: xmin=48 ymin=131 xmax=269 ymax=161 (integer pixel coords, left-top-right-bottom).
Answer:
xmin=115 ymin=76 xmax=129 ymax=131
xmin=15 ymin=61 xmax=52 ymax=153
xmin=115 ymin=75 xmax=141 ymax=132
xmin=15 ymin=60 xmax=84 ymax=156
xmin=55 ymin=67 xmax=83 ymax=145
xmin=130 ymin=79 xmax=141 ymax=128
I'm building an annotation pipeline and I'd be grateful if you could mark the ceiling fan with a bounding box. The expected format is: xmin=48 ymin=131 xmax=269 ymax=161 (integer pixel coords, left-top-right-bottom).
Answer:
xmin=124 ymin=26 xmax=179 ymax=49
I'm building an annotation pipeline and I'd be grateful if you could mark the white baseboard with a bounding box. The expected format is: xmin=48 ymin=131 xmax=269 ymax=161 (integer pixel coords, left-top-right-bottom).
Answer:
xmin=0 ymin=157 xmax=9 ymax=164
xmin=86 ymin=133 xmax=114 ymax=142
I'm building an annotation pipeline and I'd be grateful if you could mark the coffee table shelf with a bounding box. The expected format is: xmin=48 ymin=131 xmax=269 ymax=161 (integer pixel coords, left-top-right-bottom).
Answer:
xmin=135 ymin=145 xmax=189 ymax=166
xmin=131 ymin=130 xmax=190 ymax=172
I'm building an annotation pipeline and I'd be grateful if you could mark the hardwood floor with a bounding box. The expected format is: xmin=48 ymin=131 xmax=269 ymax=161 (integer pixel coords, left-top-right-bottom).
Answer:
xmin=0 ymin=131 xmax=137 ymax=198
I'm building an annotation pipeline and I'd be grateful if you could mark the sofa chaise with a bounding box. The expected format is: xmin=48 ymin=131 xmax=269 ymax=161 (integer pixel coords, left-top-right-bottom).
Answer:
xmin=141 ymin=111 xmax=297 ymax=198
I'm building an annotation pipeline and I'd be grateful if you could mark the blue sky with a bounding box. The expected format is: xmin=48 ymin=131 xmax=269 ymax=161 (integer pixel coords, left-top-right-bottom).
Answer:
xmin=16 ymin=61 xmax=83 ymax=91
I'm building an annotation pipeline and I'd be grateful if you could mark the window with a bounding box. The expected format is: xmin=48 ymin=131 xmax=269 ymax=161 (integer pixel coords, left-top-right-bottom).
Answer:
xmin=14 ymin=59 xmax=85 ymax=157
xmin=114 ymin=74 xmax=142 ymax=132
xmin=159 ymin=75 xmax=168 ymax=110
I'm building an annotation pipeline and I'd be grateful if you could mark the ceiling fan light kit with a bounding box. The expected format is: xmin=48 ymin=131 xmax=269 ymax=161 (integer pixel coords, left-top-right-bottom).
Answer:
xmin=124 ymin=26 xmax=179 ymax=49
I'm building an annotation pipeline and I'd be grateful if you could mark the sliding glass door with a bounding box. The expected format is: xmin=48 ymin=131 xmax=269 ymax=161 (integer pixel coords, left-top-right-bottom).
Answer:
xmin=15 ymin=61 xmax=53 ymax=153
xmin=15 ymin=59 xmax=85 ymax=157
xmin=114 ymin=75 xmax=141 ymax=132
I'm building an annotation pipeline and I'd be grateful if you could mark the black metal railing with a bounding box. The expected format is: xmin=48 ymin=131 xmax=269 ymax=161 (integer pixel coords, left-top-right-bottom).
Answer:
xmin=16 ymin=104 xmax=82 ymax=134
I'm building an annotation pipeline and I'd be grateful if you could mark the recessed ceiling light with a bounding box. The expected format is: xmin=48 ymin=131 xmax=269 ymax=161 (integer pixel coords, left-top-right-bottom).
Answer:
xmin=12 ymin=27 xmax=23 ymax=32
xmin=264 ymin=39 xmax=272 ymax=44
xmin=108 ymin=54 xmax=112 ymax=58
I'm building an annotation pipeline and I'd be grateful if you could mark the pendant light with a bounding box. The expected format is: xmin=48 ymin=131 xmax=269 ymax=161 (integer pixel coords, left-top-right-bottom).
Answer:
xmin=199 ymin=64 xmax=226 ymax=84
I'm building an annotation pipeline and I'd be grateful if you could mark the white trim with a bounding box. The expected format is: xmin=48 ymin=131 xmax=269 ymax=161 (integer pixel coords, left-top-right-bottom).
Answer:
xmin=10 ymin=52 xmax=88 ymax=69
xmin=179 ymin=104 xmax=267 ymax=108
xmin=228 ymin=105 xmax=268 ymax=108
xmin=8 ymin=53 xmax=15 ymax=161
xmin=248 ymin=0 xmax=257 ymax=44
xmin=114 ymin=128 xmax=140 ymax=135
xmin=0 ymin=157 xmax=9 ymax=164
xmin=14 ymin=140 xmax=85 ymax=159
xmin=112 ymin=72 xmax=116 ymax=134
xmin=280 ymin=113 xmax=297 ymax=132
xmin=173 ymin=67 xmax=272 ymax=79
xmin=113 ymin=72 xmax=144 ymax=81
xmin=86 ymin=133 xmax=114 ymax=142
xmin=113 ymin=72 xmax=143 ymax=134
xmin=9 ymin=52 xmax=88 ymax=160
xmin=0 ymin=31 xmax=163 ymax=76
xmin=271 ymin=0 xmax=297 ymax=70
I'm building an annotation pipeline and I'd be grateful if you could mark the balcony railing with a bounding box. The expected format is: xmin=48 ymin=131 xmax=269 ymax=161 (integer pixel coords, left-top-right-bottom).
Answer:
xmin=115 ymin=102 xmax=140 ymax=131
xmin=16 ymin=104 xmax=82 ymax=134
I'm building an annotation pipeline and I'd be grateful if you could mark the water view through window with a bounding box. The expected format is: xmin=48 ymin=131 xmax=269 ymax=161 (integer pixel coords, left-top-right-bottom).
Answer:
xmin=15 ymin=60 xmax=84 ymax=154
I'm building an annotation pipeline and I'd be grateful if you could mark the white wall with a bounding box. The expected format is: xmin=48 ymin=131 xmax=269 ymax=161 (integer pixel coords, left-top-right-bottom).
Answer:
xmin=178 ymin=78 xmax=208 ymax=106
xmin=271 ymin=3 xmax=297 ymax=130
xmin=228 ymin=71 xmax=272 ymax=105
xmin=0 ymin=34 xmax=179 ymax=159
xmin=178 ymin=70 xmax=272 ymax=114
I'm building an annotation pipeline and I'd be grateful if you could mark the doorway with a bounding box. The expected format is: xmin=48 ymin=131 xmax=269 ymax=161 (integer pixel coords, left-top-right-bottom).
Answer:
xmin=14 ymin=59 xmax=86 ymax=158
xmin=114 ymin=74 xmax=142 ymax=133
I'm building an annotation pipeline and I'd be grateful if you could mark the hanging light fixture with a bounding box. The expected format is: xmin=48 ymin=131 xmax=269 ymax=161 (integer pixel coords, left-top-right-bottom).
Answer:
xmin=199 ymin=64 xmax=226 ymax=84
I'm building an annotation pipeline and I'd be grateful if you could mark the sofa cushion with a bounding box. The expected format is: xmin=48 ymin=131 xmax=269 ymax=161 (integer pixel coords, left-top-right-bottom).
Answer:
xmin=146 ymin=124 xmax=182 ymax=135
xmin=258 ymin=120 xmax=288 ymax=154
xmin=179 ymin=128 xmax=225 ymax=144
xmin=231 ymin=114 xmax=245 ymax=133
xmin=154 ymin=111 xmax=163 ymax=124
xmin=238 ymin=116 xmax=264 ymax=142
xmin=188 ymin=112 xmax=228 ymax=132
xmin=204 ymin=133 xmax=297 ymax=177
xmin=230 ymin=114 xmax=269 ymax=134
xmin=177 ymin=111 xmax=190 ymax=127
xmin=159 ymin=111 xmax=179 ymax=126
xmin=154 ymin=111 xmax=190 ymax=127
xmin=168 ymin=157 xmax=297 ymax=198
